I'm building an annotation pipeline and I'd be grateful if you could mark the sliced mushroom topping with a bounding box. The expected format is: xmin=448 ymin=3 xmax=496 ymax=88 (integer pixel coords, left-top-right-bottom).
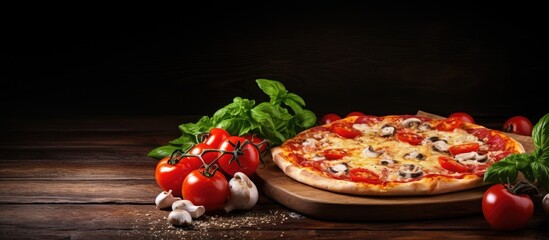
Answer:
xmin=302 ymin=138 xmax=317 ymax=147
xmin=455 ymin=152 xmax=488 ymax=163
xmin=404 ymin=150 xmax=424 ymax=160
xmin=362 ymin=146 xmax=385 ymax=157
xmin=422 ymin=136 xmax=441 ymax=144
xmin=379 ymin=125 xmax=396 ymax=137
xmin=432 ymin=140 xmax=449 ymax=152
xmin=328 ymin=162 xmax=349 ymax=177
xmin=311 ymin=154 xmax=326 ymax=161
xmin=418 ymin=122 xmax=431 ymax=131
xmin=380 ymin=159 xmax=398 ymax=167
xmin=401 ymin=118 xmax=421 ymax=128
xmin=398 ymin=164 xmax=423 ymax=178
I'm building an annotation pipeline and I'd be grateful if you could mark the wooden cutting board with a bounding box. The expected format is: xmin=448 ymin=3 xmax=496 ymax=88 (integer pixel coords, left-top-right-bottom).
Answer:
xmin=255 ymin=112 xmax=535 ymax=221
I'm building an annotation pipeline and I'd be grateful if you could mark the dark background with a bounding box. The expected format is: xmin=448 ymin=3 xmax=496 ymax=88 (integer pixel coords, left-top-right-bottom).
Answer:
xmin=5 ymin=2 xmax=548 ymax=125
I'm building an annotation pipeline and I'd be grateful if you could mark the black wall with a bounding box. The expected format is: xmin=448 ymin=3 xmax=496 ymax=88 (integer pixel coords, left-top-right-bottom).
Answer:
xmin=5 ymin=2 xmax=548 ymax=124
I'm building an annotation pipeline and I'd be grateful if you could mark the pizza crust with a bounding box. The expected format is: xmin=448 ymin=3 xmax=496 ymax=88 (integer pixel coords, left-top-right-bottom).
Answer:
xmin=272 ymin=147 xmax=484 ymax=196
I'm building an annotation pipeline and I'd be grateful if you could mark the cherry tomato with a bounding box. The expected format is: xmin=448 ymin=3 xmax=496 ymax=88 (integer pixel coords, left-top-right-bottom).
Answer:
xmin=448 ymin=142 xmax=480 ymax=155
xmin=503 ymin=116 xmax=533 ymax=136
xmin=323 ymin=149 xmax=347 ymax=160
xmin=204 ymin=128 xmax=230 ymax=148
xmin=186 ymin=143 xmax=218 ymax=165
xmin=438 ymin=156 xmax=469 ymax=173
xmin=182 ymin=169 xmax=229 ymax=211
xmin=241 ymin=133 xmax=269 ymax=153
xmin=436 ymin=117 xmax=463 ymax=131
xmin=396 ymin=132 xmax=424 ymax=145
xmin=349 ymin=168 xmax=381 ymax=184
xmin=346 ymin=111 xmax=366 ymax=117
xmin=155 ymin=155 xmax=196 ymax=197
xmin=217 ymin=136 xmax=260 ymax=177
xmin=331 ymin=123 xmax=362 ymax=138
xmin=448 ymin=112 xmax=475 ymax=124
xmin=482 ymin=184 xmax=534 ymax=230
xmin=320 ymin=113 xmax=342 ymax=125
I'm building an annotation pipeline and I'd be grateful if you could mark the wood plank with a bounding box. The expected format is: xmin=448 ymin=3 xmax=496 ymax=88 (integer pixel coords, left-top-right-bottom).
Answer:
xmin=0 ymin=205 xmax=546 ymax=239
xmin=0 ymin=130 xmax=177 ymax=147
xmin=0 ymin=180 xmax=159 ymax=204
xmin=0 ymin=146 xmax=156 ymax=161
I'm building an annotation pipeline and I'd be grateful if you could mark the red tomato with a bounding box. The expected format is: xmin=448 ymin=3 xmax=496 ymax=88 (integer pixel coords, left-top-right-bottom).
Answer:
xmin=346 ymin=111 xmax=366 ymax=117
xmin=204 ymin=128 xmax=230 ymax=148
xmin=323 ymin=149 xmax=347 ymax=160
xmin=436 ymin=117 xmax=463 ymax=131
xmin=331 ymin=123 xmax=361 ymax=138
xmin=186 ymin=143 xmax=218 ymax=165
xmin=320 ymin=113 xmax=342 ymax=125
xmin=182 ymin=169 xmax=229 ymax=211
xmin=396 ymin=132 xmax=424 ymax=145
xmin=155 ymin=156 xmax=196 ymax=197
xmin=438 ymin=156 xmax=469 ymax=173
xmin=448 ymin=142 xmax=480 ymax=155
xmin=503 ymin=116 xmax=533 ymax=136
xmin=217 ymin=136 xmax=261 ymax=177
xmin=448 ymin=112 xmax=475 ymax=123
xmin=482 ymin=184 xmax=534 ymax=230
xmin=241 ymin=133 xmax=269 ymax=153
xmin=349 ymin=168 xmax=381 ymax=184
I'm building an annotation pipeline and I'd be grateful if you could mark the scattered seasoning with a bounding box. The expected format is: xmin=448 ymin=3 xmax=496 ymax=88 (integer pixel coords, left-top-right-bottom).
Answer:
xmin=129 ymin=207 xmax=305 ymax=240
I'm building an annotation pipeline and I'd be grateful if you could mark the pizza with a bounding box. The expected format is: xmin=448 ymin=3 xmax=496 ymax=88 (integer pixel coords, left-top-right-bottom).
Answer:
xmin=271 ymin=114 xmax=525 ymax=196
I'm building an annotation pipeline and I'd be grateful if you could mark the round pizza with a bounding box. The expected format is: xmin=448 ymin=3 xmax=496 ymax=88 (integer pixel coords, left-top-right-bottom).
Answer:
xmin=271 ymin=114 xmax=525 ymax=196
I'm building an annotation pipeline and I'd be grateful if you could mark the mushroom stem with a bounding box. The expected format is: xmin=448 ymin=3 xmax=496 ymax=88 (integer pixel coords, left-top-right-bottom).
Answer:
xmin=224 ymin=172 xmax=259 ymax=213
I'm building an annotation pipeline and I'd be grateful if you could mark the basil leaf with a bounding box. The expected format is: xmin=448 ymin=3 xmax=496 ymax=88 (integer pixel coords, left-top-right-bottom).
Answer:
xmin=531 ymin=158 xmax=549 ymax=192
xmin=169 ymin=134 xmax=196 ymax=146
xmin=256 ymin=79 xmax=288 ymax=105
xmin=532 ymin=113 xmax=549 ymax=161
xmin=146 ymin=145 xmax=179 ymax=159
xmin=483 ymin=153 xmax=527 ymax=184
xmin=284 ymin=93 xmax=306 ymax=107
xmin=215 ymin=118 xmax=253 ymax=136
xmin=179 ymin=116 xmax=212 ymax=135
xmin=298 ymin=109 xmax=317 ymax=128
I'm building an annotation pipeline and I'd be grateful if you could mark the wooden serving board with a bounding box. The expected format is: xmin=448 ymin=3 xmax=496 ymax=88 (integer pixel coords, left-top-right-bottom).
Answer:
xmin=255 ymin=112 xmax=535 ymax=221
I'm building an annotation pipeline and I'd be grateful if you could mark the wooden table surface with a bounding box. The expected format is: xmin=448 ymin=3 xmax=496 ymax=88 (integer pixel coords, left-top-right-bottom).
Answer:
xmin=1 ymin=115 xmax=547 ymax=240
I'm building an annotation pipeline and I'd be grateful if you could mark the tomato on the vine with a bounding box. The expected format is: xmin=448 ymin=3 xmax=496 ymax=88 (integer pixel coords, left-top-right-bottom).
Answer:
xmin=482 ymin=184 xmax=534 ymax=230
xmin=448 ymin=112 xmax=475 ymax=124
xmin=503 ymin=116 xmax=533 ymax=136
xmin=217 ymin=136 xmax=260 ymax=177
xmin=241 ymin=133 xmax=269 ymax=153
xmin=204 ymin=128 xmax=231 ymax=148
xmin=185 ymin=143 xmax=218 ymax=166
xmin=182 ymin=169 xmax=229 ymax=211
xmin=320 ymin=113 xmax=342 ymax=125
xmin=155 ymin=155 xmax=196 ymax=198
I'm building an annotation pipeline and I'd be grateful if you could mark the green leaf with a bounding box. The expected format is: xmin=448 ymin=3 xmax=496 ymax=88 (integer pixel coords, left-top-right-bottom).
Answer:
xmin=168 ymin=134 xmax=196 ymax=146
xmin=147 ymin=145 xmax=179 ymax=160
xmin=256 ymin=79 xmax=288 ymax=105
xmin=531 ymin=159 xmax=549 ymax=192
xmin=483 ymin=153 xmax=528 ymax=184
xmin=179 ymin=116 xmax=212 ymax=135
xmin=532 ymin=113 xmax=549 ymax=161
xmin=251 ymin=104 xmax=276 ymax=130
xmin=284 ymin=93 xmax=306 ymax=107
xmin=283 ymin=98 xmax=304 ymax=115
xmin=215 ymin=118 xmax=253 ymax=136
xmin=298 ymin=109 xmax=317 ymax=128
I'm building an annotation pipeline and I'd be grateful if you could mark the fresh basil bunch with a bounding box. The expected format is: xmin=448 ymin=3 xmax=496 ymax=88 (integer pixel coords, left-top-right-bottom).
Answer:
xmin=147 ymin=79 xmax=317 ymax=160
xmin=484 ymin=113 xmax=549 ymax=192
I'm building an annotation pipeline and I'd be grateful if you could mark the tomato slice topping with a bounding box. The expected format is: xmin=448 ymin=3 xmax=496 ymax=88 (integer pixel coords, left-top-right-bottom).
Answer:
xmin=323 ymin=149 xmax=347 ymax=160
xmin=436 ymin=117 xmax=463 ymax=131
xmin=448 ymin=142 xmax=480 ymax=155
xmin=349 ymin=168 xmax=381 ymax=183
xmin=438 ymin=156 xmax=470 ymax=173
xmin=396 ymin=132 xmax=424 ymax=145
xmin=331 ymin=123 xmax=361 ymax=138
